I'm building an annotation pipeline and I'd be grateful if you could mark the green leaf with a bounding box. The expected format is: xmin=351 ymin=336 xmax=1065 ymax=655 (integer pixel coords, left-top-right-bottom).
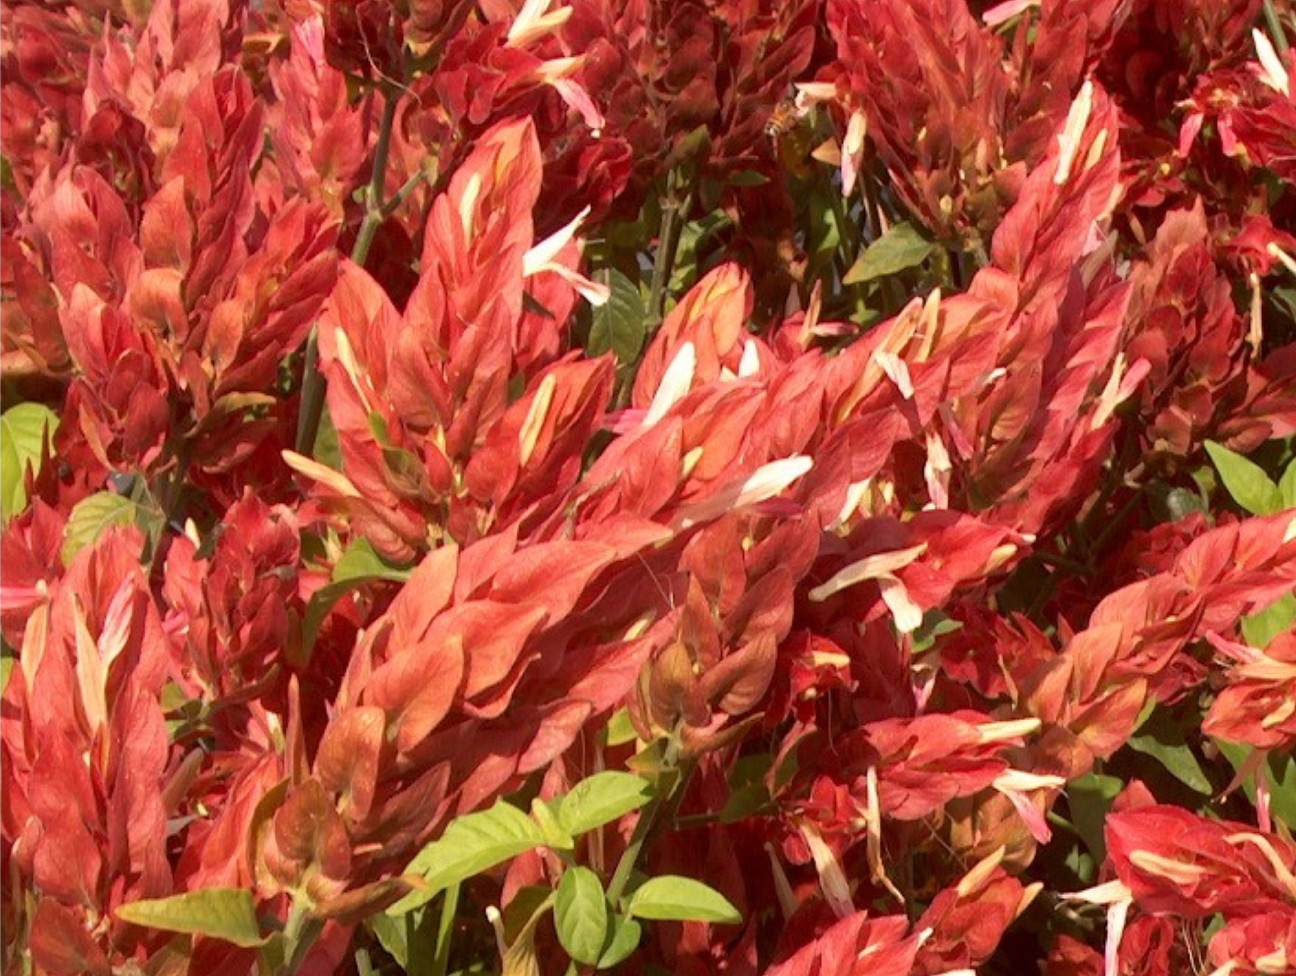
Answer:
xmin=843 ymin=223 xmax=935 ymax=284
xmin=332 ymin=538 xmax=413 ymax=584
xmin=726 ymin=170 xmax=769 ymax=187
xmin=1126 ymin=709 xmax=1212 ymax=795
xmin=604 ymin=708 xmax=639 ymax=747
xmin=1216 ymin=740 xmax=1296 ymax=830
xmin=1 ymin=402 xmax=57 ymax=524
xmin=1279 ymin=457 xmax=1296 ymax=510
xmin=1205 ymin=440 xmax=1283 ymax=516
xmin=115 ymin=888 xmax=266 ymax=947
xmin=301 ymin=540 xmax=412 ymax=657
xmin=62 ymin=491 xmax=142 ymax=566
xmin=555 ymin=867 xmax=609 ymax=965
xmin=1067 ymin=773 xmax=1123 ymax=863
xmin=624 ymin=876 xmax=741 ymax=924
xmin=587 ymin=268 xmax=647 ymax=364
xmin=312 ymin=406 xmax=343 ymax=471
xmin=1 ymin=647 xmax=13 ymax=696
xmin=596 ymin=914 xmax=642 ymax=969
xmin=1242 ymin=593 xmax=1296 ymax=649
xmin=557 ymin=772 xmax=654 ymax=837
xmin=366 ymin=912 xmax=409 ymax=970
xmin=531 ymin=798 xmax=575 ymax=851
xmin=391 ymin=800 xmax=545 ymax=915
xmin=721 ymin=754 xmax=772 ymax=823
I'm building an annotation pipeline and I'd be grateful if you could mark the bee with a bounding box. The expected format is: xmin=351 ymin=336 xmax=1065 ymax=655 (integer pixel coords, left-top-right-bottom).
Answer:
xmin=764 ymin=86 xmax=816 ymax=177
xmin=764 ymin=90 xmax=803 ymax=140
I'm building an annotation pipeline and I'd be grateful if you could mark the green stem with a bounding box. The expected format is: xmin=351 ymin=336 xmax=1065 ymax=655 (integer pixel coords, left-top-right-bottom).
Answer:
xmin=605 ymin=737 xmax=682 ymax=908
xmin=295 ymin=87 xmax=401 ymax=457
xmin=352 ymin=91 xmax=401 ymax=268
xmin=277 ymin=902 xmax=324 ymax=976
xmin=612 ymin=180 xmax=691 ymax=410
xmin=382 ymin=166 xmax=427 ymax=218
xmin=430 ymin=883 xmax=460 ymax=976
xmin=1264 ymin=0 xmax=1290 ymax=56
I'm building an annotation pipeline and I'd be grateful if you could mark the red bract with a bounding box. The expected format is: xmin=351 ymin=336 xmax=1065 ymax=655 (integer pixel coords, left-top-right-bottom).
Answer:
xmin=1125 ymin=200 xmax=1296 ymax=462
xmin=563 ymin=0 xmax=817 ymax=210
xmin=299 ymin=117 xmax=607 ymax=558
xmin=1202 ymin=629 xmax=1296 ymax=751
xmin=161 ymin=490 xmax=302 ymax=714
xmin=765 ymin=910 xmax=921 ymax=976
xmin=6 ymin=0 xmax=1296 ymax=971
xmin=1207 ymin=911 xmax=1296 ymax=976
xmin=2 ymin=529 xmax=173 ymax=974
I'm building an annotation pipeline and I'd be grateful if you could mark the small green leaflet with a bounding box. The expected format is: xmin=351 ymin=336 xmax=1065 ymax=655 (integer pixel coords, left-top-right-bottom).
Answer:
xmin=115 ymin=888 xmax=266 ymax=947
xmin=531 ymin=797 xmax=575 ymax=851
xmin=332 ymin=537 xmax=414 ymax=584
xmin=1204 ymin=440 xmax=1283 ymax=516
xmin=1 ymin=402 xmax=57 ymax=524
xmin=1280 ymin=456 xmax=1296 ymax=510
xmin=604 ymin=707 xmax=639 ymax=747
xmin=555 ymin=867 xmax=609 ymax=965
xmin=1242 ymin=593 xmax=1296 ymax=650
xmin=843 ymin=222 xmax=935 ymax=284
xmin=301 ymin=539 xmax=412 ymax=656
xmin=588 ymin=268 xmax=647 ymax=364
xmin=61 ymin=491 xmax=144 ymax=566
xmin=390 ymin=800 xmax=545 ymax=915
xmin=556 ymin=771 xmax=654 ymax=836
xmin=597 ymin=914 xmax=643 ymax=969
xmin=624 ymin=876 xmax=741 ymax=924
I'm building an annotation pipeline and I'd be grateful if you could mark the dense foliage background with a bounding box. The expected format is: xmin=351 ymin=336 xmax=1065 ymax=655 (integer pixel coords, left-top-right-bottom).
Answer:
xmin=3 ymin=0 xmax=1296 ymax=973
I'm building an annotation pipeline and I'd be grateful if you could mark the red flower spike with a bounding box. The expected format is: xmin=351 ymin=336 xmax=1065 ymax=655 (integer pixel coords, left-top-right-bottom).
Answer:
xmin=764 ymin=910 xmax=921 ymax=976
xmin=913 ymin=848 xmax=1038 ymax=974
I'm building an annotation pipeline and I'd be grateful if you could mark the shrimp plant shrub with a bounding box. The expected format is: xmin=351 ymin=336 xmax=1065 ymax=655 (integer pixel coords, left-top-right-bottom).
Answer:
xmin=3 ymin=0 xmax=1296 ymax=973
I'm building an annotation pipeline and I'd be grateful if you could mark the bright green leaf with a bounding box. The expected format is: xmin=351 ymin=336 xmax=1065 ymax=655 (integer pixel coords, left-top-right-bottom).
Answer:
xmin=366 ymin=911 xmax=409 ymax=969
xmin=843 ymin=223 xmax=935 ymax=284
xmin=1 ymin=403 xmax=57 ymax=524
xmin=391 ymin=801 xmax=545 ymax=915
xmin=312 ymin=406 xmax=343 ymax=471
xmin=301 ymin=540 xmax=413 ymax=656
xmin=115 ymin=888 xmax=266 ymax=947
xmin=1279 ymin=457 xmax=1296 ymax=510
xmin=62 ymin=491 xmax=142 ymax=566
xmin=1242 ymin=593 xmax=1296 ymax=649
xmin=555 ymin=867 xmax=609 ymax=965
xmin=596 ymin=914 xmax=642 ymax=969
xmin=588 ymin=268 xmax=647 ymax=364
xmin=1205 ymin=440 xmax=1283 ymax=516
xmin=531 ymin=798 xmax=575 ymax=851
xmin=1126 ymin=709 xmax=1212 ymax=795
xmin=332 ymin=538 xmax=413 ymax=584
xmin=604 ymin=708 xmax=639 ymax=747
xmin=557 ymin=772 xmax=654 ymax=837
xmin=625 ymin=876 xmax=741 ymax=924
